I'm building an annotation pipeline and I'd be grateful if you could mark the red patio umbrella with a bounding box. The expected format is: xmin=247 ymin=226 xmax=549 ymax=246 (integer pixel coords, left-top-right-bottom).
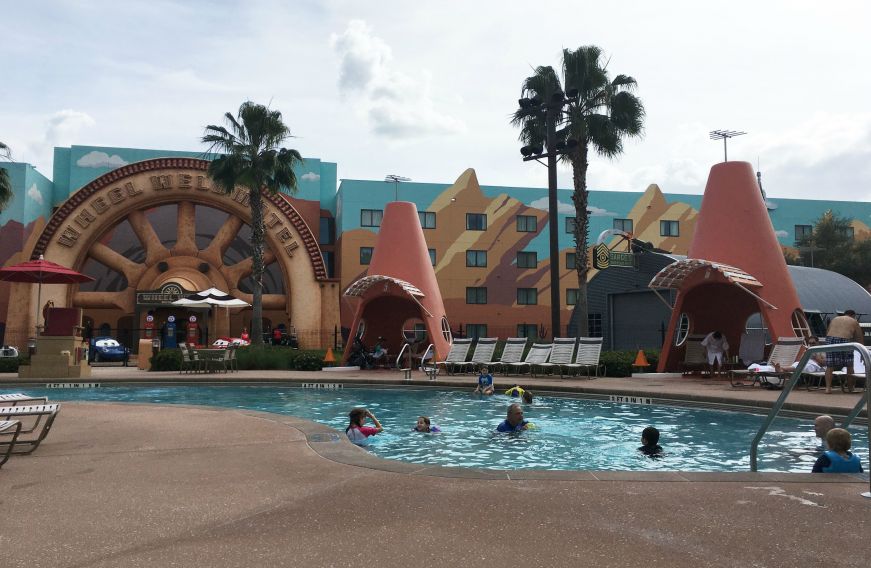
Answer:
xmin=0 ymin=255 xmax=94 ymax=335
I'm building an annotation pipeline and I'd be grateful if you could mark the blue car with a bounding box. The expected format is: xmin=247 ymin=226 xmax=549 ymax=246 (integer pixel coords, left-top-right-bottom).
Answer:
xmin=89 ymin=337 xmax=130 ymax=365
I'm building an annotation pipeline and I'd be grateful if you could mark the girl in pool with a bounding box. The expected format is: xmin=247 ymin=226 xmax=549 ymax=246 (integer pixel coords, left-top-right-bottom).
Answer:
xmin=345 ymin=407 xmax=383 ymax=446
xmin=412 ymin=416 xmax=441 ymax=433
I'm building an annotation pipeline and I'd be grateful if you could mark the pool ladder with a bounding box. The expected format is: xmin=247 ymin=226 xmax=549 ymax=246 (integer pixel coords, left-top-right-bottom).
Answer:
xmin=395 ymin=343 xmax=437 ymax=380
xmin=749 ymin=342 xmax=870 ymax=498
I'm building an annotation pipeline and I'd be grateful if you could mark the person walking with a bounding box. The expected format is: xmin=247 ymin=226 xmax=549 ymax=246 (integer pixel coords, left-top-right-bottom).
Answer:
xmin=823 ymin=310 xmax=863 ymax=394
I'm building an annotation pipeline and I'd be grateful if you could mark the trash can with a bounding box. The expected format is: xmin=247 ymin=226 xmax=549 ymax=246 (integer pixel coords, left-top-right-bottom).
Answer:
xmin=27 ymin=337 xmax=37 ymax=357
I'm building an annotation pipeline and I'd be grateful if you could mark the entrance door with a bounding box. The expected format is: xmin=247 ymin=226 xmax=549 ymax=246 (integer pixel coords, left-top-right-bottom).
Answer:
xmin=610 ymin=291 xmax=672 ymax=350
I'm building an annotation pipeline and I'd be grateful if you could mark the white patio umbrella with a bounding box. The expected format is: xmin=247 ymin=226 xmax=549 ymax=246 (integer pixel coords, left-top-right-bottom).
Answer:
xmin=172 ymin=288 xmax=250 ymax=344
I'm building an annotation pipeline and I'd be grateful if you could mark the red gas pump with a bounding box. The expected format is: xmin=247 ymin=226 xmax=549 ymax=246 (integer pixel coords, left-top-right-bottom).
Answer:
xmin=144 ymin=314 xmax=155 ymax=339
xmin=187 ymin=315 xmax=199 ymax=346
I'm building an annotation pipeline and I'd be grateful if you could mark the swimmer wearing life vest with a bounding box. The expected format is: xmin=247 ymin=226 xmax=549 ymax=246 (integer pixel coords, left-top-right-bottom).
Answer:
xmin=504 ymin=385 xmax=534 ymax=404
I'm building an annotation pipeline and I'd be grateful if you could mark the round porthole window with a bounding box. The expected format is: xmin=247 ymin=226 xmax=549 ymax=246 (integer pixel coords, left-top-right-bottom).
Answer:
xmin=674 ymin=313 xmax=691 ymax=346
xmin=441 ymin=316 xmax=452 ymax=343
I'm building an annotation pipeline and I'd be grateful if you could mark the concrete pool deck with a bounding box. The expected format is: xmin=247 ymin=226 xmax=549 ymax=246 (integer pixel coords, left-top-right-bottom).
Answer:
xmin=1 ymin=368 xmax=869 ymax=567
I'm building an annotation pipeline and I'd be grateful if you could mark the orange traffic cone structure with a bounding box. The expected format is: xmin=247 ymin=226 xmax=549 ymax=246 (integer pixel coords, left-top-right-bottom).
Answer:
xmin=633 ymin=349 xmax=649 ymax=367
xmin=323 ymin=347 xmax=336 ymax=366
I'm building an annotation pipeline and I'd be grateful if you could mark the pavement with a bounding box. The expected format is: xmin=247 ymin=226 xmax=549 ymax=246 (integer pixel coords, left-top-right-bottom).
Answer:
xmin=1 ymin=367 xmax=870 ymax=567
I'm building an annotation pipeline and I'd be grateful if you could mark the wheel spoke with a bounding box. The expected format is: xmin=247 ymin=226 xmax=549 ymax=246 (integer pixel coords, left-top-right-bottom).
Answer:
xmin=89 ymin=242 xmax=145 ymax=286
xmin=173 ymin=202 xmax=198 ymax=256
xmin=222 ymin=250 xmax=275 ymax=289
xmin=128 ymin=210 xmax=170 ymax=265
xmin=201 ymin=215 xmax=243 ymax=267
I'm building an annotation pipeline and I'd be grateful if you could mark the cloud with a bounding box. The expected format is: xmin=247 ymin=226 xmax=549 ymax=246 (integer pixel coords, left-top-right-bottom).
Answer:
xmin=774 ymin=229 xmax=789 ymax=238
xmin=76 ymin=150 xmax=129 ymax=169
xmin=27 ymin=183 xmax=43 ymax=205
xmin=588 ymin=206 xmax=619 ymax=217
xmin=301 ymin=172 xmax=320 ymax=182
xmin=330 ymin=20 xmax=465 ymax=139
xmin=45 ymin=110 xmax=95 ymax=146
xmin=529 ymin=197 xmax=575 ymax=214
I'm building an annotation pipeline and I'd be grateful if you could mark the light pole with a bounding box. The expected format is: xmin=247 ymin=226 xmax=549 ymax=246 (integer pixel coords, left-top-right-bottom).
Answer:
xmin=518 ymin=90 xmax=580 ymax=338
xmin=385 ymin=174 xmax=411 ymax=201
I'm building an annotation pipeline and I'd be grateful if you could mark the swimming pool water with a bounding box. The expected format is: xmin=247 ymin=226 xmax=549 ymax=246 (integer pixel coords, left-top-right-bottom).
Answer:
xmin=20 ymin=385 xmax=869 ymax=473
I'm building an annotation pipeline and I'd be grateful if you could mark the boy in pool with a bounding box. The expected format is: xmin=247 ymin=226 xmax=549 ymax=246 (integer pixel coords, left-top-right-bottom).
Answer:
xmin=412 ymin=416 xmax=441 ymax=433
xmin=638 ymin=426 xmax=663 ymax=457
xmin=812 ymin=428 xmax=864 ymax=473
xmin=474 ymin=365 xmax=494 ymax=395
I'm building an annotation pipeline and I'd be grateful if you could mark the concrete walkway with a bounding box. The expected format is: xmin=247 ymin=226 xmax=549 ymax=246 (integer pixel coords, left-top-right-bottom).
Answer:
xmin=1 ymin=402 xmax=869 ymax=568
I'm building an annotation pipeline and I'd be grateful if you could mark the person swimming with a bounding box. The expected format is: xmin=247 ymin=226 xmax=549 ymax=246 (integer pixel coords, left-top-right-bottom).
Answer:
xmin=412 ymin=415 xmax=441 ymax=433
xmin=638 ymin=426 xmax=663 ymax=457
xmin=505 ymin=385 xmax=534 ymax=403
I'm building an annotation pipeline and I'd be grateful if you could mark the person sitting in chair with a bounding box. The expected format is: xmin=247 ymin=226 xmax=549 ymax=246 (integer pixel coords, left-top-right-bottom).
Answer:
xmin=701 ymin=331 xmax=729 ymax=376
xmin=372 ymin=337 xmax=388 ymax=365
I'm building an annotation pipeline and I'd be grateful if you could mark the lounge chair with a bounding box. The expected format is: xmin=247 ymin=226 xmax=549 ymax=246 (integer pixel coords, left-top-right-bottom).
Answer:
xmin=563 ymin=337 xmax=605 ymax=379
xmin=0 ymin=393 xmax=49 ymax=433
xmin=0 ymin=420 xmax=22 ymax=468
xmin=492 ymin=337 xmax=528 ymax=374
xmin=505 ymin=343 xmax=552 ymax=377
xmin=0 ymin=403 xmax=60 ymax=455
xmin=535 ymin=338 xmax=577 ymax=377
xmin=179 ymin=343 xmax=201 ymax=374
xmin=434 ymin=338 xmax=473 ymax=376
xmin=679 ymin=335 xmax=707 ymax=375
xmin=454 ymin=338 xmax=498 ymax=374
xmin=730 ymin=337 xmax=805 ymax=388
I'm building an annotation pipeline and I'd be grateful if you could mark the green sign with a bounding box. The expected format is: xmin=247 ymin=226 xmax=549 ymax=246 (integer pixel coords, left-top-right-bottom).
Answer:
xmin=593 ymin=244 xmax=634 ymax=269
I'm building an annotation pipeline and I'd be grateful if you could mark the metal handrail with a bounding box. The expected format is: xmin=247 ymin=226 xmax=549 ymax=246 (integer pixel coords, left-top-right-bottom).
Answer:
xmin=420 ymin=344 xmax=437 ymax=379
xmin=396 ymin=343 xmax=411 ymax=371
xmin=749 ymin=342 xmax=870 ymax=498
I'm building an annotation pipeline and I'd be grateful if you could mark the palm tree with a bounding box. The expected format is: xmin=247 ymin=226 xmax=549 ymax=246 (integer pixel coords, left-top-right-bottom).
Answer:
xmin=0 ymin=141 xmax=14 ymax=212
xmin=202 ymin=102 xmax=303 ymax=346
xmin=512 ymin=46 xmax=644 ymax=336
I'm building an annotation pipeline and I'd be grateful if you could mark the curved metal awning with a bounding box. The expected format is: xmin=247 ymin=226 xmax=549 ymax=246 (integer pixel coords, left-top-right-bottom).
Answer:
xmin=344 ymin=275 xmax=425 ymax=298
xmin=648 ymin=258 xmax=776 ymax=311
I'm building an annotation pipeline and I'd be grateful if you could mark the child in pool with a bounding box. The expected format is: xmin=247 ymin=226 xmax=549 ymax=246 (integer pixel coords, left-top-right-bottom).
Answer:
xmin=505 ymin=385 xmax=534 ymax=403
xmin=474 ymin=366 xmax=494 ymax=395
xmin=812 ymin=428 xmax=863 ymax=473
xmin=345 ymin=407 xmax=383 ymax=446
xmin=638 ymin=426 xmax=663 ymax=457
xmin=412 ymin=416 xmax=441 ymax=433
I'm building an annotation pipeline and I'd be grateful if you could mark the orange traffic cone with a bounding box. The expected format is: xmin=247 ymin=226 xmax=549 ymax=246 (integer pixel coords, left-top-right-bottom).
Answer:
xmin=633 ymin=349 xmax=649 ymax=367
xmin=323 ymin=347 xmax=336 ymax=366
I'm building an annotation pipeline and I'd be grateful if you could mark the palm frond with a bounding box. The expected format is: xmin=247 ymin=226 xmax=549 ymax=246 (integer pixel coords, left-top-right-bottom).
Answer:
xmin=609 ymin=91 xmax=645 ymax=136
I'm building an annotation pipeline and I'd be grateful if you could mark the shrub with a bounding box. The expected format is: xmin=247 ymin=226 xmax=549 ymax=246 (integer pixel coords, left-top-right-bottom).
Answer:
xmin=151 ymin=349 xmax=181 ymax=372
xmin=0 ymin=356 xmax=25 ymax=373
xmin=147 ymin=346 xmax=328 ymax=372
xmin=600 ymin=348 xmax=661 ymax=377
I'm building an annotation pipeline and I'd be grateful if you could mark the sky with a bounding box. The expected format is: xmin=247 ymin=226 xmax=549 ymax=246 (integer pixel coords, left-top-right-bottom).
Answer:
xmin=1 ymin=0 xmax=870 ymax=201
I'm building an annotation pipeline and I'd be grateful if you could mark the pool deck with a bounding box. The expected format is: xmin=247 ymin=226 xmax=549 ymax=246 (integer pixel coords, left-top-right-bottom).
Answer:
xmin=2 ymin=368 xmax=870 ymax=567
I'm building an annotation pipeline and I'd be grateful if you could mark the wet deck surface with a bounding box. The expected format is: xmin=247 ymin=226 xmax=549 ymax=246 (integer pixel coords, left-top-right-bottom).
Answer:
xmin=1 ymin=368 xmax=869 ymax=567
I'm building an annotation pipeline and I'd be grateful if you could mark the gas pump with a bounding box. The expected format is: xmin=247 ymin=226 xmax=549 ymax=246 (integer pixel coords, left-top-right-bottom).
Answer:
xmin=187 ymin=315 xmax=199 ymax=346
xmin=165 ymin=315 xmax=178 ymax=349
xmin=144 ymin=314 xmax=155 ymax=339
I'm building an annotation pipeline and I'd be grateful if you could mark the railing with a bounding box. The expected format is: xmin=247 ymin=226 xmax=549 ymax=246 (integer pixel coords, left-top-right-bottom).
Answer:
xmin=749 ymin=342 xmax=870 ymax=498
xmin=420 ymin=344 xmax=437 ymax=380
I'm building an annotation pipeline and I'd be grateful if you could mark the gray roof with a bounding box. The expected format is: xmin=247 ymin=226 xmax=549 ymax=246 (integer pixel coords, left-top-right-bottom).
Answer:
xmin=787 ymin=265 xmax=871 ymax=318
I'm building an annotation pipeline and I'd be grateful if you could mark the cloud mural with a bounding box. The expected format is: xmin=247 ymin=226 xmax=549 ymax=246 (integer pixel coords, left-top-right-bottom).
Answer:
xmin=76 ymin=151 xmax=129 ymax=169
xmin=588 ymin=206 xmax=619 ymax=217
xmin=301 ymin=172 xmax=321 ymax=182
xmin=774 ymin=229 xmax=789 ymax=238
xmin=529 ymin=197 xmax=574 ymax=214
xmin=27 ymin=183 xmax=43 ymax=205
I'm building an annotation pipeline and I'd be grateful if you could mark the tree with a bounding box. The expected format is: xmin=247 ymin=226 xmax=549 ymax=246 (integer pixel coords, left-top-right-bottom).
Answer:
xmin=0 ymin=141 xmax=14 ymax=212
xmin=202 ymin=102 xmax=303 ymax=345
xmin=512 ymin=46 xmax=644 ymax=336
xmin=790 ymin=210 xmax=871 ymax=286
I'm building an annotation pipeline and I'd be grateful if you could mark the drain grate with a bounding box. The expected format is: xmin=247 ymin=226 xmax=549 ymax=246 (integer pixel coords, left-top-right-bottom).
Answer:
xmin=308 ymin=433 xmax=341 ymax=443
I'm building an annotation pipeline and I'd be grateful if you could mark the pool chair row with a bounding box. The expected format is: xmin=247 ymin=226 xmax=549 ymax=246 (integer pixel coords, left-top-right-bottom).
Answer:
xmin=0 ymin=393 xmax=60 ymax=469
xmin=434 ymin=337 xmax=605 ymax=379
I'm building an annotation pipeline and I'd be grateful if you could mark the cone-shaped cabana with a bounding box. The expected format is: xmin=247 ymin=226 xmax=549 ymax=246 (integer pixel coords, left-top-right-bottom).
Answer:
xmin=342 ymin=202 xmax=452 ymax=363
xmin=652 ymin=162 xmax=806 ymax=372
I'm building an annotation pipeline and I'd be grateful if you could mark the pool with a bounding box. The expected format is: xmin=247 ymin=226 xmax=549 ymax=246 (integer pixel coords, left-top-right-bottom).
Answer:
xmin=19 ymin=385 xmax=868 ymax=472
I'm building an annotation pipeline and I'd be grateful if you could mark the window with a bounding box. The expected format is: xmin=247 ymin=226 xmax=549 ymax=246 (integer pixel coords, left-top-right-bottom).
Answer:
xmin=466 ymin=287 xmax=487 ymax=304
xmin=660 ymin=220 xmax=679 ymax=237
xmin=428 ymin=248 xmax=437 ymax=266
xmin=419 ymin=211 xmax=436 ymax=229
xmin=466 ymin=249 xmax=487 ymax=267
xmin=516 ymin=251 xmax=537 ymax=269
xmin=791 ymin=309 xmax=811 ymax=339
xmin=318 ymin=217 xmax=335 ymax=244
xmin=517 ymin=323 xmax=538 ymax=340
xmin=517 ymin=288 xmax=538 ymax=305
xmin=516 ymin=215 xmax=537 ymax=232
xmin=794 ymin=224 xmax=813 ymax=242
xmin=359 ymin=247 xmax=373 ymax=265
xmin=466 ymin=324 xmax=488 ymax=339
xmin=361 ymin=209 xmax=383 ymax=227
xmin=440 ymin=317 xmax=452 ymax=343
xmin=588 ymin=313 xmax=603 ymax=337
xmin=566 ymin=217 xmax=576 ymax=234
xmin=322 ymin=251 xmax=335 ymax=278
xmin=466 ymin=213 xmax=487 ymax=231
xmin=566 ymin=252 xmax=576 ymax=270
xmin=566 ymin=288 xmax=579 ymax=305
xmin=613 ymin=218 xmax=633 ymax=233
xmin=674 ymin=313 xmax=691 ymax=346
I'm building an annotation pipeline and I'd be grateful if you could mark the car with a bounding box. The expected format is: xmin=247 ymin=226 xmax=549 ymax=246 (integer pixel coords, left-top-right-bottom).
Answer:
xmin=211 ymin=337 xmax=250 ymax=349
xmin=89 ymin=337 xmax=130 ymax=365
xmin=0 ymin=345 xmax=19 ymax=358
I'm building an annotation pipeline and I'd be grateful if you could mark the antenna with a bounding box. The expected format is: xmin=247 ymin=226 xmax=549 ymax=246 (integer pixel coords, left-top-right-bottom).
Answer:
xmin=384 ymin=174 xmax=411 ymax=201
xmin=709 ymin=130 xmax=746 ymax=162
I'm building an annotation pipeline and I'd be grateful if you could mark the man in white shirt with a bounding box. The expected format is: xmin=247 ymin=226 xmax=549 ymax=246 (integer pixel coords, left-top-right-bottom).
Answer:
xmin=701 ymin=331 xmax=729 ymax=375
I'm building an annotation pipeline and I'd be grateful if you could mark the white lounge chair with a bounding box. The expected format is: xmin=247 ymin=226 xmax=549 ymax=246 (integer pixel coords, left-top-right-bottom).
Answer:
xmin=730 ymin=337 xmax=805 ymax=388
xmin=0 ymin=393 xmax=49 ymax=433
xmin=492 ymin=338 xmax=528 ymax=374
xmin=563 ymin=337 xmax=605 ymax=379
xmin=0 ymin=403 xmax=60 ymax=455
xmin=0 ymin=420 xmax=22 ymax=468
xmin=506 ymin=343 xmax=552 ymax=376
xmin=535 ymin=338 xmax=577 ymax=377
xmin=454 ymin=338 xmax=498 ymax=374
xmin=679 ymin=335 xmax=707 ymax=375
xmin=434 ymin=338 xmax=473 ymax=375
